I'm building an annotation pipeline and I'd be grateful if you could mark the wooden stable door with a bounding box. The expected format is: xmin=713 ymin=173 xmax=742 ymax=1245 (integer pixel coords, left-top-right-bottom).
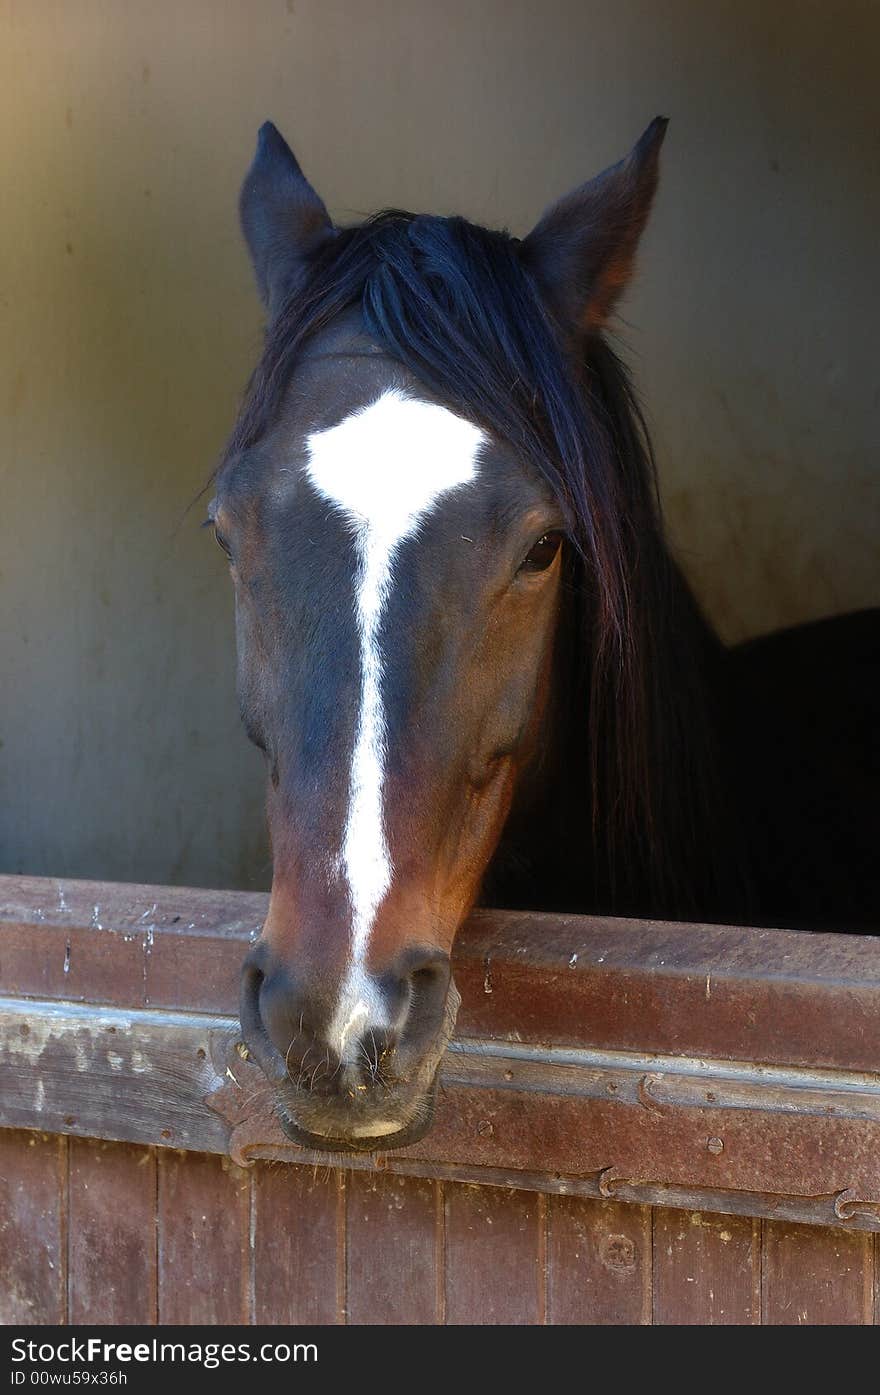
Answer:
xmin=1 ymin=877 xmax=879 ymax=1325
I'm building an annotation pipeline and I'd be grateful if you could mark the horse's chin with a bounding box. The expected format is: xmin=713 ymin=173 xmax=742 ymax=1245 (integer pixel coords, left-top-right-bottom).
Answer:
xmin=276 ymin=1079 xmax=437 ymax=1155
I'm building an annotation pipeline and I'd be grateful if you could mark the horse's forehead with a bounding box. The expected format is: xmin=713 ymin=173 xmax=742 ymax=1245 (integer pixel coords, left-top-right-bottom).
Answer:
xmin=231 ymin=346 xmax=548 ymax=545
xmin=303 ymin=388 xmax=487 ymax=541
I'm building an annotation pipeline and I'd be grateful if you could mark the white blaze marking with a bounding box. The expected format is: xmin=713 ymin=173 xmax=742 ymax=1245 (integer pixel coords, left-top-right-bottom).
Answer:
xmin=305 ymin=389 xmax=485 ymax=1054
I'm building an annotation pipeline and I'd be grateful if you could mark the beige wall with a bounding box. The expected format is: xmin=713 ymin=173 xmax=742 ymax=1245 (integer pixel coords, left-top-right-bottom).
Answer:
xmin=1 ymin=1 xmax=877 ymax=889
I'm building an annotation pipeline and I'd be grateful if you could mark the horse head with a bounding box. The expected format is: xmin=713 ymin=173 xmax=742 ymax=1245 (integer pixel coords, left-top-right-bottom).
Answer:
xmin=213 ymin=118 xmax=675 ymax=1150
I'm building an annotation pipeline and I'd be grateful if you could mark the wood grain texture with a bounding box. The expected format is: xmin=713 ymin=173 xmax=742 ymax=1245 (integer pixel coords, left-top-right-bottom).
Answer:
xmin=2 ymin=875 xmax=880 ymax=1326
xmin=457 ymin=907 xmax=880 ymax=1072
xmin=3 ymin=875 xmax=879 ymax=1069
xmin=0 ymin=1129 xmax=66 ymax=1324
xmin=2 ymin=1132 xmax=878 ymax=1325
xmin=761 ymin=1219 xmax=875 ymax=1325
xmin=0 ymin=997 xmax=233 ymax=1154
xmin=444 ymin=1183 xmax=542 ymax=1325
xmin=652 ymin=1207 xmax=759 ymax=1324
xmin=546 ymin=1196 xmax=651 ymax=1324
xmin=346 ymin=1171 xmax=439 ymax=1324
xmin=68 ymin=1138 xmax=157 ymax=1324
xmin=5 ymin=994 xmax=880 ymax=1235
xmin=251 ymin=1161 xmax=340 ymax=1324
xmin=0 ymin=877 xmax=258 ymax=1013
xmin=157 ymin=1150 xmax=251 ymax=1324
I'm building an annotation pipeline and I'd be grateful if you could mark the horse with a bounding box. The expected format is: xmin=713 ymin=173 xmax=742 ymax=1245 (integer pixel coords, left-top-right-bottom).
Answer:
xmin=208 ymin=119 xmax=879 ymax=1153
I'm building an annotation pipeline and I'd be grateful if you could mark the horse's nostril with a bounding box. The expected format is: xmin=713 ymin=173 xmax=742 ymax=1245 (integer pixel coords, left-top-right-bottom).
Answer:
xmin=239 ymin=950 xmax=265 ymax=1042
xmin=385 ymin=947 xmax=453 ymax=1059
xmin=411 ymin=962 xmax=445 ymax=992
xmin=388 ymin=946 xmax=451 ymax=991
xmin=239 ymin=947 xmax=293 ymax=1085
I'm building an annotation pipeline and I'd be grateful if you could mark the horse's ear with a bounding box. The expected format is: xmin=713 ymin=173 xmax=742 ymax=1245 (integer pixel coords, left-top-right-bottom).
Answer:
xmin=239 ymin=121 xmax=334 ymax=314
xmin=520 ymin=117 xmax=667 ymax=336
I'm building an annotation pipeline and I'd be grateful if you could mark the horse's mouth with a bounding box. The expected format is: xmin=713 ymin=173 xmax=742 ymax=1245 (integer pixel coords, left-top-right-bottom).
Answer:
xmin=275 ymin=1080 xmax=437 ymax=1155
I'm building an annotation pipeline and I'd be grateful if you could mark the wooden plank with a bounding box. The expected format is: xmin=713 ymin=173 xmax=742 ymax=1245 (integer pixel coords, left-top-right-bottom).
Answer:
xmin=157 ymin=1150 xmax=251 ymax=1325
xmin=0 ymin=920 xmax=149 ymax=1009
xmin=346 ymin=1171 xmax=438 ymax=1324
xmin=68 ymin=1138 xmax=157 ymax=1325
xmin=762 ymin=1219 xmax=874 ymax=1325
xmin=211 ymin=1030 xmax=880 ymax=1220
xmin=0 ymin=876 xmax=258 ymax=1014
xmin=444 ymin=1183 xmax=542 ymax=1324
xmin=5 ymin=995 xmax=880 ymax=1235
xmin=251 ymin=1161 xmax=341 ymax=1324
xmin=3 ymin=874 xmax=879 ymax=1072
xmin=0 ymin=876 xmax=265 ymax=949
xmin=0 ymin=1129 xmax=66 ymax=1324
xmin=546 ymin=1196 xmax=651 ymax=1324
xmin=0 ymin=997 xmax=232 ymax=1154
xmin=652 ymin=1207 xmax=759 ymax=1324
xmin=457 ymin=908 xmax=880 ymax=1072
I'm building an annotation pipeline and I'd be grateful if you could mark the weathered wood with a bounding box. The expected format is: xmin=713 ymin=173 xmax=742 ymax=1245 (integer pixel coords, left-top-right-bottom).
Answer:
xmin=346 ymin=1172 xmax=438 ymax=1324
xmin=3 ymin=1128 xmax=875 ymax=1324
xmin=0 ymin=1129 xmax=66 ymax=1324
xmin=761 ymin=1219 xmax=875 ymax=1325
xmin=3 ymin=874 xmax=879 ymax=1071
xmin=652 ymin=1207 xmax=759 ymax=1324
xmin=207 ymin=1032 xmax=880 ymax=1229
xmin=457 ymin=908 xmax=880 ymax=1073
xmin=157 ymin=1150 xmax=251 ymax=1325
xmin=68 ymin=1138 xmax=157 ymax=1325
xmin=0 ymin=997 xmax=231 ymax=1152
xmin=3 ymin=875 xmax=880 ymax=1324
xmin=251 ymin=1161 xmax=341 ymax=1324
xmin=444 ymin=1184 xmax=542 ymax=1324
xmin=0 ymin=877 xmax=256 ymax=1012
xmin=4 ymin=995 xmax=880 ymax=1234
xmin=545 ymin=1196 xmax=652 ymax=1324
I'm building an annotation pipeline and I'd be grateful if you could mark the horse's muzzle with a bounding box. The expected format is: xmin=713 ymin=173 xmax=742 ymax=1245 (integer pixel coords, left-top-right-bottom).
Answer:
xmin=275 ymin=1077 xmax=439 ymax=1154
xmin=238 ymin=941 xmax=458 ymax=1151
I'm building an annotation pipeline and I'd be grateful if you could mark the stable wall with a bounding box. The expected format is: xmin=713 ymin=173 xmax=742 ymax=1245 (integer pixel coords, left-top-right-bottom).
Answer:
xmin=1 ymin=1 xmax=877 ymax=888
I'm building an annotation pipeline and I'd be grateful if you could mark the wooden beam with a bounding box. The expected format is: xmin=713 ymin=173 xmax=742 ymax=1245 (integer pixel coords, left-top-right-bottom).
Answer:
xmin=2 ymin=994 xmax=879 ymax=1234
xmin=2 ymin=874 xmax=879 ymax=1070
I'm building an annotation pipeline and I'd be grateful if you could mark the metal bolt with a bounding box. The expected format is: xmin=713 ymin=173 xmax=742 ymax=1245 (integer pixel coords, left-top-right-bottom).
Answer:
xmin=477 ymin=1119 xmax=494 ymax=1138
xmin=707 ymin=1136 xmax=724 ymax=1155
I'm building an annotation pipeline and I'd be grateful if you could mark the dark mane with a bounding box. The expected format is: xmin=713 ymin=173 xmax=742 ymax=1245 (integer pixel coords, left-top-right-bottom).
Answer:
xmin=224 ymin=210 xmax=744 ymax=918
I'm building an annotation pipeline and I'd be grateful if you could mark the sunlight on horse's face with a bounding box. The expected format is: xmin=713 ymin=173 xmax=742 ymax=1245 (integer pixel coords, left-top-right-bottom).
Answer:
xmin=221 ymin=328 xmax=565 ymax=1150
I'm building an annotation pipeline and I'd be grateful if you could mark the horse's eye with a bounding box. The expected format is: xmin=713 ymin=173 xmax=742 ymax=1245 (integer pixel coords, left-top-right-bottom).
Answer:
xmin=213 ymin=526 xmax=233 ymax=560
xmin=520 ymin=531 xmax=564 ymax=573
